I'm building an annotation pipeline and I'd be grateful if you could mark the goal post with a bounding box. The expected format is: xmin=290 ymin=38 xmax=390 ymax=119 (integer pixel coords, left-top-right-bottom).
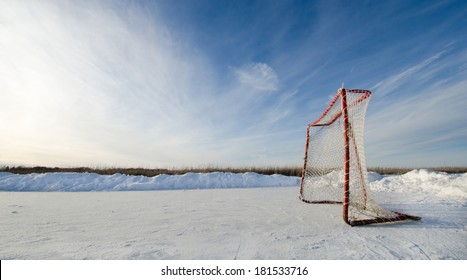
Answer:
xmin=299 ymin=87 xmax=421 ymax=226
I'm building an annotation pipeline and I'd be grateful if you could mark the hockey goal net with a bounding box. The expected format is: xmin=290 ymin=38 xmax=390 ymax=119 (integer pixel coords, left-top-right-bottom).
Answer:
xmin=299 ymin=88 xmax=421 ymax=226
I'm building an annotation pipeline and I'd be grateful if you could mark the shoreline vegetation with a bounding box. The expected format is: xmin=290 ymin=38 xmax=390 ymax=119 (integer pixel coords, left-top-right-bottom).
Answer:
xmin=1 ymin=166 xmax=466 ymax=177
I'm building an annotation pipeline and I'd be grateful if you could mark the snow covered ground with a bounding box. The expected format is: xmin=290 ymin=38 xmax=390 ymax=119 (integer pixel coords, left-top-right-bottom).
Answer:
xmin=0 ymin=169 xmax=465 ymax=260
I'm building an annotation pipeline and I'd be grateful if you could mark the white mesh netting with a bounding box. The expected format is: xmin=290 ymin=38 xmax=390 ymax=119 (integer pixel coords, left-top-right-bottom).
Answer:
xmin=299 ymin=89 xmax=403 ymax=225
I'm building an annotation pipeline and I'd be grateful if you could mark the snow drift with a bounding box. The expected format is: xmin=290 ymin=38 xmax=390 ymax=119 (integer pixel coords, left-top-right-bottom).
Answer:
xmin=0 ymin=171 xmax=300 ymax=191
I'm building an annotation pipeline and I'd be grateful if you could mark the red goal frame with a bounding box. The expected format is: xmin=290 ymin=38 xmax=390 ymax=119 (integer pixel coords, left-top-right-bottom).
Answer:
xmin=299 ymin=88 xmax=421 ymax=226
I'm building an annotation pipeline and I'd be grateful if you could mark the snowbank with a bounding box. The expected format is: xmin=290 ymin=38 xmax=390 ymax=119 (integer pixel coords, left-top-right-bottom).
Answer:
xmin=0 ymin=171 xmax=300 ymax=192
xmin=1 ymin=169 xmax=465 ymax=202
xmin=370 ymin=169 xmax=467 ymax=202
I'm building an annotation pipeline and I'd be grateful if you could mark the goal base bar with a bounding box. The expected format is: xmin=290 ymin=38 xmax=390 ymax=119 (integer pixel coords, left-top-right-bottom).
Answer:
xmin=299 ymin=197 xmax=342 ymax=204
xmin=299 ymin=196 xmax=421 ymax=226
xmin=348 ymin=212 xmax=421 ymax=227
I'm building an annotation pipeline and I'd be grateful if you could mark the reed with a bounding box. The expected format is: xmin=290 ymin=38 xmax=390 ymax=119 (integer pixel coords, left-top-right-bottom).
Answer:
xmin=1 ymin=165 xmax=466 ymax=177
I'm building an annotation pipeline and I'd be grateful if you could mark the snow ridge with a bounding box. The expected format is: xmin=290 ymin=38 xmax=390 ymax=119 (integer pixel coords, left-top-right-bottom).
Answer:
xmin=0 ymin=169 xmax=465 ymax=203
xmin=0 ymin=171 xmax=300 ymax=192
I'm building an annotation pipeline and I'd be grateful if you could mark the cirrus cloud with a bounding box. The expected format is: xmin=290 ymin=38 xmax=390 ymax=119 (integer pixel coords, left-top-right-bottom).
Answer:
xmin=235 ymin=62 xmax=279 ymax=92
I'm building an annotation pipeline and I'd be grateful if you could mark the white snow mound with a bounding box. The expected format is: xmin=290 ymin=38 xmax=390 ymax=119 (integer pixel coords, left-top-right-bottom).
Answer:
xmin=0 ymin=171 xmax=300 ymax=192
xmin=369 ymin=169 xmax=467 ymax=201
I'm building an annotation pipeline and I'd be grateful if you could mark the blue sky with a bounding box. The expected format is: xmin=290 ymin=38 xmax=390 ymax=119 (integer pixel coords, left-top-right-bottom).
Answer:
xmin=1 ymin=0 xmax=466 ymax=168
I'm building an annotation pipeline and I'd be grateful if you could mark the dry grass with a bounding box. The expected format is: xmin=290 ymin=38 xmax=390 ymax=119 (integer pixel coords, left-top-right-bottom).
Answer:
xmin=0 ymin=165 xmax=303 ymax=177
xmin=368 ymin=167 xmax=467 ymax=175
xmin=1 ymin=165 xmax=466 ymax=177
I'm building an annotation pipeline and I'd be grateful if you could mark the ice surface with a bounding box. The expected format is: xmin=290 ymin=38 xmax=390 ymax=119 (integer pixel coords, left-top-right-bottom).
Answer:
xmin=0 ymin=169 xmax=465 ymax=259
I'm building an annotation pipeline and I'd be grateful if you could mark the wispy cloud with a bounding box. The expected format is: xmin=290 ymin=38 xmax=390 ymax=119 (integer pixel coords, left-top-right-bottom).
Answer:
xmin=0 ymin=1 xmax=212 ymax=166
xmin=0 ymin=0 xmax=301 ymax=167
xmin=366 ymin=69 xmax=467 ymax=167
xmin=235 ymin=63 xmax=279 ymax=92
xmin=370 ymin=50 xmax=447 ymax=100
xmin=1 ymin=0 xmax=466 ymax=168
